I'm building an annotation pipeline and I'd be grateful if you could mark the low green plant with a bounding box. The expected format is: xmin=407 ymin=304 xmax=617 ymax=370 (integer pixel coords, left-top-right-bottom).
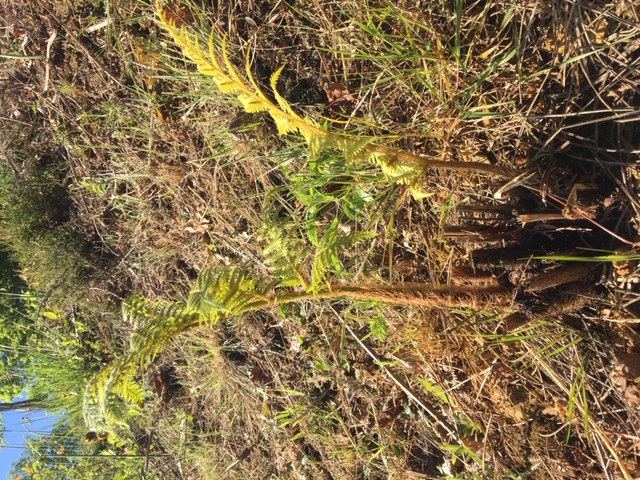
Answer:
xmin=0 ymin=154 xmax=93 ymax=308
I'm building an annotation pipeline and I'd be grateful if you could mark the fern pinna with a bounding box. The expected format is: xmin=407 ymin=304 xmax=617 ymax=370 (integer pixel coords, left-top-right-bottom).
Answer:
xmin=155 ymin=1 xmax=513 ymax=199
xmin=83 ymin=297 xmax=199 ymax=436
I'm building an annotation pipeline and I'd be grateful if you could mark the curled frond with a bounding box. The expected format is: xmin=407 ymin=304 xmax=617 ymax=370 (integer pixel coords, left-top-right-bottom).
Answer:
xmin=82 ymin=365 xmax=140 ymax=437
xmin=83 ymin=262 xmax=281 ymax=434
xmin=83 ymin=295 xmax=200 ymax=435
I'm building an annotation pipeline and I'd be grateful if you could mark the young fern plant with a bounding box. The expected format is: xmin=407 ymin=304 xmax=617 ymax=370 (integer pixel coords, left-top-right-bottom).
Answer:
xmin=83 ymin=242 xmax=513 ymax=435
xmin=155 ymin=1 xmax=514 ymax=199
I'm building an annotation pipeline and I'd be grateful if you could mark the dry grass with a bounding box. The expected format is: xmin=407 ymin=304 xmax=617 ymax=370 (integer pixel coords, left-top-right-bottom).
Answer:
xmin=1 ymin=0 xmax=640 ymax=478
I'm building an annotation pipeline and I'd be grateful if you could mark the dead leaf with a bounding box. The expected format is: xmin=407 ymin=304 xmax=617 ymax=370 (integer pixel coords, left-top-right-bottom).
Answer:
xmin=542 ymin=398 xmax=571 ymax=422
xmin=462 ymin=439 xmax=485 ymax=454
xmin=592 ymin=19 xmax=608 ymax=45
xmin=615 ymin=351 xmax=640 ymax=380
xmin=611 ymin=351 xmax=640 ymax=406
xmin=503 ymin=313 xmax=528 ymax=332
xmin=184 ymin=224 xmax=207 ymax=234
xmin=562 ymin=182 xmax=598 ymax=219
xmin=544 ymin=23 xmax=568 ymax=55
xmin=623 ymin=385 xmax=640 ymax=405
xmin=324 ymin=81 xmax=356 ymax=111
xmin=160 ymin=2 xmax=194 ymax=27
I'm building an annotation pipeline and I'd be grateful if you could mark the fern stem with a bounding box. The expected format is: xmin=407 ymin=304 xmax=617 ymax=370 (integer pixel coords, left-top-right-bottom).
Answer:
xmin=371 ymin=146 xmax=515 ymax=178
xmin=268 ymin=283 xmax=513 ymax=311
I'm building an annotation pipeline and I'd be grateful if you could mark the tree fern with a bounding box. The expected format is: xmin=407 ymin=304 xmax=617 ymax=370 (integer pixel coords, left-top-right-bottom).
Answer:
xmin=155 ymin=1 xmax=513 ymax=200
xmin=84 ymin=257 xmax=512 ymax=436
xmin=84 ymin=5 xmax=516 ymax=431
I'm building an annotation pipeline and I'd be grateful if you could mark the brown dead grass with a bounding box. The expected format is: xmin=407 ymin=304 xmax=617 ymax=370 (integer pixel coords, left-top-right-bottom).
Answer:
xmin=2 ymin=0 xmax=640 ymax=478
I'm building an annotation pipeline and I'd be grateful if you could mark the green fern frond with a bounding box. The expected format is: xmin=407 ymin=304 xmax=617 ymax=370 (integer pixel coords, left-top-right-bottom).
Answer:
xmin=84 ymin=264 xmax=276 ymax=434
xmin=124 ymin=295 xmax=200 ymax=363
xmin=111 ymin=371 xmax=146 ymax=405
xmin=84 ymin=268 xmax=277 ymax=435
xmin=122 ymin=293 xmax=178 ymax=328
xmin=261 ymin=224 xmax=311 ymax=289
xmin=124 ymin=294 xmax=196 ymax=327
xmin=188 ymin=266 xmax=273 ymax=322
xmin=83 ymin=367 xmax=132 ymax=436
xmin=83 ymin=296 xmax=200 ymax=435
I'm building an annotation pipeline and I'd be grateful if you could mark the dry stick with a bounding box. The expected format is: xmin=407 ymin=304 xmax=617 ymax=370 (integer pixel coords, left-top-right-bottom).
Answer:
xmin=43 ymin=30 xmax=57 ymax=92
xmin=544 ymin=192 xmax=637 ymax=247
xmin=517 ymin=212 xmax=572 ymax=223
xmin=519 ymin=181 xmax=637 ymax=247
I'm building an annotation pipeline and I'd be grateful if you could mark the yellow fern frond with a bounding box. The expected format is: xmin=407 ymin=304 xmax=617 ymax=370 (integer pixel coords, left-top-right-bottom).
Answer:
xmin=268 ymin=66 xmax=332 ymax=150
xmin=408 ymin=184 xmax=432 ymax=199
xmin=336 ymin=136 xmax=376 ymax=162
xmin=157 ymin=3 xmax=330 ymax=148
xmin=156 ymin=1 xmax=509 ymax=198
